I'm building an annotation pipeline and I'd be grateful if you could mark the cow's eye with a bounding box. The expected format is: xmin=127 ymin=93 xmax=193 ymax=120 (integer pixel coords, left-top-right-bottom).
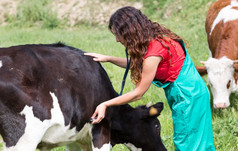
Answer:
xmin=227 ymin=80 xmax=231 ymax=89
xmin=155 ymin=124 xmax=160 ymax=130
xmin=154 ymin=124 xmax=160 ymax=135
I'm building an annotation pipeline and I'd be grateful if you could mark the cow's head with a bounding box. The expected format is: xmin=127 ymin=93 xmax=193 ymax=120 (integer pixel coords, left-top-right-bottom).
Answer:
xmin=196 ymin=56 xmax=238 ymax=109
xmin=110 ymin=102 xmax=166 ymax=151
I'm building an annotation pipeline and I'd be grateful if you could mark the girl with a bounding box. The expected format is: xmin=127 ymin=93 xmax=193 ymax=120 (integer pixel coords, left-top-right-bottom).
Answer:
xmin=85 ymin=6 xmax=216 ymax=151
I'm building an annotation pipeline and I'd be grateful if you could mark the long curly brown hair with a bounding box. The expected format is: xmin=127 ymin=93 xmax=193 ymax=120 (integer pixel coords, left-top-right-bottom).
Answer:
xmin=108 ymin=6 xmax=183 ymax=84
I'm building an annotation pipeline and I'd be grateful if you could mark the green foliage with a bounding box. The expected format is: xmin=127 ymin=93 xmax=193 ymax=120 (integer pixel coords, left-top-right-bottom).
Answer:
xmin=142 ymin=0 xmax=170 ymax=19
xmin=10 ymin=0 xmax=61 ymax=28
xmin=212 ymin=108 xmax=238 ymax=151
xmin=210 ymin=93 xmax=238 ymax=151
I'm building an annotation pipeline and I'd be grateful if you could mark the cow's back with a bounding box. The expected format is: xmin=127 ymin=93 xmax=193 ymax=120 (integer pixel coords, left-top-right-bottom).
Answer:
xmin=205 ymin=0 xmax=231 ymax=34
xmin=0 ymin=43 xmax=118 ymax=149
xmin=0 ymin=43 xmax=117 ymax=124
xmin=205 ymin=0 xmax=238 ymax=59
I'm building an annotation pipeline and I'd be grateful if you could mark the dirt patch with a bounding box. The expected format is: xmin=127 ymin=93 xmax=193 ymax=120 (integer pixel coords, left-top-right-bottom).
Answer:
xmin=53 ymin=0 xmax=143 ymax=26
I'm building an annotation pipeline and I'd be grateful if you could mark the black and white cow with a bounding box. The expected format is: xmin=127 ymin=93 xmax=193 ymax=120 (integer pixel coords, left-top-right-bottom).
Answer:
xmin=0 ymin=43 xmax=166 ymax=151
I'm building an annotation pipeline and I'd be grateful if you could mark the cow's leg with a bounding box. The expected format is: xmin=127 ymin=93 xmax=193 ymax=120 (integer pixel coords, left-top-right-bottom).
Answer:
xmin=3 ymin=125 xmax=47 ymax=151
xmin=91 ymin=119 xmax=111 ymax=151
xmin=3 ymin=132 xmax=42 ymax=151
xmin=3 ymin=144 xmax=37 ymax=151
xmin=3 ymin=106 xmax=49 ymax=151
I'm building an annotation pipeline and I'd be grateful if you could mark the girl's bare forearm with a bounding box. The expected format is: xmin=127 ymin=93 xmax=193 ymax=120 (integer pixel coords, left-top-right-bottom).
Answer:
xmin=108 ymin=56 xmax=127 ymax=68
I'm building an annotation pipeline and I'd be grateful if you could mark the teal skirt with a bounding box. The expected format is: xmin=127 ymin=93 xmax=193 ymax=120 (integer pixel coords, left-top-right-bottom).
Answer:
xmin=153 ymin=41 xmax=216 ymax=151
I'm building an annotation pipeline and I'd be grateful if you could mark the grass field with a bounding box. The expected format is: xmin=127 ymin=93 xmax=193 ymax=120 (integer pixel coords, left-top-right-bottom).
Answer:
xmin=0 ymin=24 xmax=237 ymax=151
xmin=0 ymin=0 xmax=237 ymax=150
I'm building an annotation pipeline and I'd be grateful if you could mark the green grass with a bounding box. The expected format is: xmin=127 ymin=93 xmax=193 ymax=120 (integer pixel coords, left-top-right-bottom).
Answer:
xmin=0 ymin=25 xmax=237 ymax=151
xmin=0 ymin=0 xmax=237 ymax=150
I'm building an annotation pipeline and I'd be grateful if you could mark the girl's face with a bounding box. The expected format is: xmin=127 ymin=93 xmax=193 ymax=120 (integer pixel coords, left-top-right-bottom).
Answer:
xmin=111 ymin=27 xmax=127 ymax=46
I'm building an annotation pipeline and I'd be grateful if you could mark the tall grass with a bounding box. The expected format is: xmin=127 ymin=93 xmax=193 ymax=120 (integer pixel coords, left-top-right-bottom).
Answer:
xmin=0 ymin=0 xmax=237 ymax=150
xmin=6 ymin=0 xmax=61 ymax=28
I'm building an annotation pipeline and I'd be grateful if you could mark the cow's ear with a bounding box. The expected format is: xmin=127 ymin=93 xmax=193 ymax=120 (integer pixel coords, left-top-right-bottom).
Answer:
xmin=233 ymin=62 xmax=238 ymax=72
xmin=195 ymin=66 xmax=207 ymax=76
xmin=137 ymin=102 xmax=163 ymax=119
xmin=148 ymin=102 xmax=164 ymax=117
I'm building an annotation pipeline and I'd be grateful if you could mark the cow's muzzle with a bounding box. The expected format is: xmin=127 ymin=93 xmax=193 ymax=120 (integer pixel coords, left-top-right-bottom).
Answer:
xmin=214 ymin=103 xmax=228 ymax=109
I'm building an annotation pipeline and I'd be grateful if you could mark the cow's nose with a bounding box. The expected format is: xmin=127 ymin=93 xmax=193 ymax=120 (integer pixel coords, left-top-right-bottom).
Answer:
xmin=214 ymin=103 xmax=227 ymax=109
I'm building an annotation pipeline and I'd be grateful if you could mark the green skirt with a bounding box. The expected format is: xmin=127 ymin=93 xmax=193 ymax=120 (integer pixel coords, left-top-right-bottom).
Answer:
xmin=153 ymin=41 xmax=216 ymax=151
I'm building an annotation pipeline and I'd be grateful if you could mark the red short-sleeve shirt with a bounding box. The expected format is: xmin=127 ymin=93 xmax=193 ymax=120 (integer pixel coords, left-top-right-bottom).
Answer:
xmin=144 ymin=38 xmax=185 ymax=83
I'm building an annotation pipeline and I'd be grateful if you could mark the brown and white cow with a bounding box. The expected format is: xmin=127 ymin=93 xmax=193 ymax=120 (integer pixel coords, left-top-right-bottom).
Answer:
xmin=0 ymin=43 xmax=167 ymax=151
xmin=196 ymin=0 xmax=238 ymax=109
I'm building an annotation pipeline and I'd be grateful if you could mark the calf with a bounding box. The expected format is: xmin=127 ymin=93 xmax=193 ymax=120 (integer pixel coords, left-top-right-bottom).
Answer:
xmin=196 ymin=0 xmax=238 ymax=108
xmin=0 ymin=43 xmax=166 ymax=151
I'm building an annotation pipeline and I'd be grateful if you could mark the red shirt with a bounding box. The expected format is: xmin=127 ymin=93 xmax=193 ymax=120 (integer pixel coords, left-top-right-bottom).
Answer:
xmin=144 ymin=38 xmax=185 ymax=83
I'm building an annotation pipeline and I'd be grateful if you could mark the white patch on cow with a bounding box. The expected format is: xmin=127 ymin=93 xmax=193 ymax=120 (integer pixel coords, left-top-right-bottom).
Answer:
xmin=42 ymin=93 xmax=93 ymax=145
xmin=4 ymin=92 xmax=93 ymax=151
xmin=4 ymin=106 xmax=49 ymax=150
xmin=0 ymin=60 xmax=2 ymax=68
xmin=210 ymin=0 xmax=238 ymax=35
xmin=231 ymin=0 xmax=238 ymax=6
xmin=204 ymin=57 xmax=235 ymax=107
xmin=92 ymin=143 xmax=111 ymax=151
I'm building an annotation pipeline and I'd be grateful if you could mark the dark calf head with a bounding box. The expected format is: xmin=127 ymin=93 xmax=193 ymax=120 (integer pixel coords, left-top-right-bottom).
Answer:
xmin=111 ymin=102 xmax=167 ymax=151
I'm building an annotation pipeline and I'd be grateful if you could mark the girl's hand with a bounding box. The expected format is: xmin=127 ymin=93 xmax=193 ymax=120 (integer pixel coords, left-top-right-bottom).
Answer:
xmin=85 ymin=52 xmax=127 ymax=68
xmin=91 ymin=103 xmax=107 ymax=124
xmin=84 ymin=53 xmax=109 ymax=62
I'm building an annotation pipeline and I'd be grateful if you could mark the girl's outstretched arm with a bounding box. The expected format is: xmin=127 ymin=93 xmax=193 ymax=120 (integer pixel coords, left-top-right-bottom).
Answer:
xmin=91 ymin=56 xmax=162 ymax=124
xmin=84 ymin=52 xmax=127 ymax=68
